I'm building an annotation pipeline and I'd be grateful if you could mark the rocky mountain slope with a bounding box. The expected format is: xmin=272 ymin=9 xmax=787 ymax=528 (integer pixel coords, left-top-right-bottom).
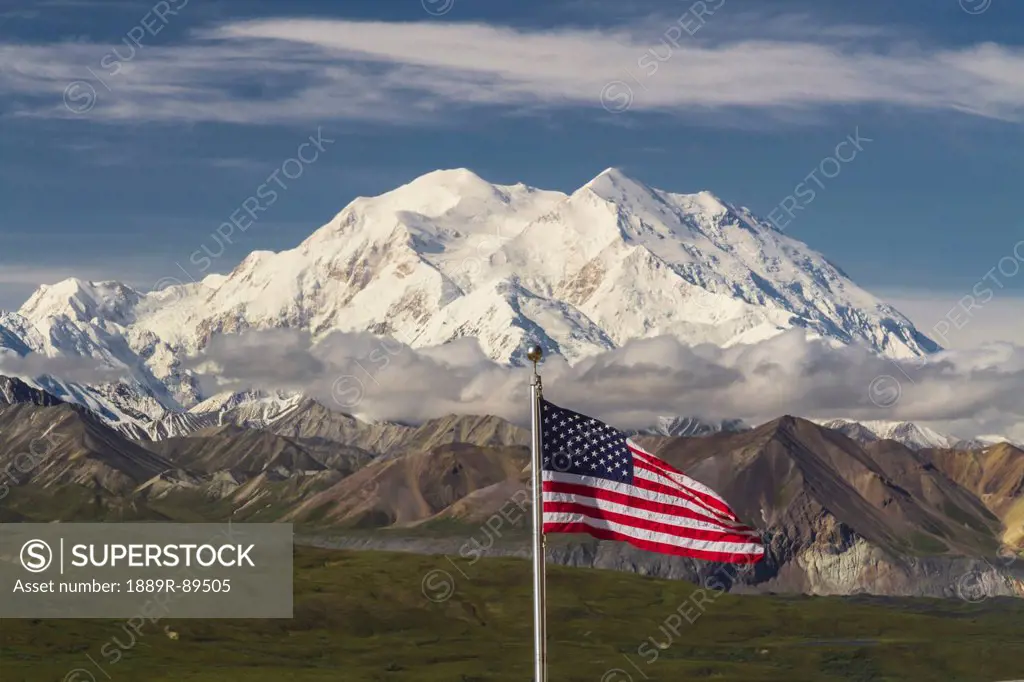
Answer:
xmin=0 ymin=375 xmax=63 ymax=408
xmin=302 ymin=416 xmax=1024 ymax=600
xmin=284 ymin=441 xmax=530 ymax=528
xmin=0 ymin=168 xmax=940 ymax=433
xmin=145 ymin=424 xmax=368 ymax=479
xmin=0 ymin=400 xmax=189 ymax=514
xmin=919 ymin=442 xmax=1024 ymax=549
xmin=3 ymin=383 xmax=1019 ymax=600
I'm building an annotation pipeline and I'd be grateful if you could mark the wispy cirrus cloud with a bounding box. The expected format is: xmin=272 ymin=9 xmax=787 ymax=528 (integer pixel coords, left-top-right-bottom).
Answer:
xmin=1 ymin=16 xmax=1023 ymax=126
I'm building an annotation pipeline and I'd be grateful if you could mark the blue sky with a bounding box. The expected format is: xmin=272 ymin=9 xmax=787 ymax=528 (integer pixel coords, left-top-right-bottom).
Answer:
xmin=0 ymin=0 xmax=1022 ymax=347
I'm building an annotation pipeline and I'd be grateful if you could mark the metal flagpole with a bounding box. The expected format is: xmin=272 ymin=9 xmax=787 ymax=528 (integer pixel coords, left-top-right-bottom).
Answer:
xmin=526 ymin=344 xmax=547 ymax=682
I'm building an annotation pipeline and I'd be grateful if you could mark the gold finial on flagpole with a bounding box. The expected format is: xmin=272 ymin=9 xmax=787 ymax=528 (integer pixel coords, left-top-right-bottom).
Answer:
xmin=527 ymin=344 xmax=543 ymax=393
xmin=526 ymin=344 xmax=543 ymax=366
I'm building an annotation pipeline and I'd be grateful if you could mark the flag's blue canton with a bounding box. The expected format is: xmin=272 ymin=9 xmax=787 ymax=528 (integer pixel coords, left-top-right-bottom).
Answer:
xmin=540 ymin=400 xmax=633 ymax=484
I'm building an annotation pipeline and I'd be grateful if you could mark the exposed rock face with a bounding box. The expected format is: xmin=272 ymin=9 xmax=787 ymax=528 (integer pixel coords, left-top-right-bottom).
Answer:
xmin=0 ymin=375 xmax=63 ymax=407
xmin=0 ymin=401 xmax=183 ymax=498
xmin=920 ymin=442 xmax=1024 ymax=550
xmin=283 ymin=442 xmax=530 ymax=527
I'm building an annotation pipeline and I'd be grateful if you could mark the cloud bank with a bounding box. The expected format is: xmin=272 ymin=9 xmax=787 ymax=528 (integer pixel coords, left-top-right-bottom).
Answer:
xmin=0 ymin=353 xmax=129 ymax=386
xmin=185 ymin=328 xmax=1024 ymax=442
xmin=2 ymin=15 xmax=1023 ymax=125
xmin=882 ymin=293 xmax=1024 ymax=351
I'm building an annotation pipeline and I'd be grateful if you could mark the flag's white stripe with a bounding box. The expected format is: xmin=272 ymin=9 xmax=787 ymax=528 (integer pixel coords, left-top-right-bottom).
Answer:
xmin=630 ymin=467 xmax=740 ymax=524
xmin=542 ymin=491 xmax=760 ymax=538
xmin=543 ymin=471 xmax=750 ymax=531
xmin=543 ymin=512 xmax=764 ymax=557
xmin=628 ymin=442 xmax=734 ymax=509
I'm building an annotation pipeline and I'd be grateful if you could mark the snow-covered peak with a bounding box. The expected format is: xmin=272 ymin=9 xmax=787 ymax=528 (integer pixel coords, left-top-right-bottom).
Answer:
xmin=404 ymin=167 xmax=503 ymax=195
xmin=201 ymin=273 xmax=229 ymax=290
xmin=815 ymin=418 xmax=1022 ymax=451
xmin=975 ymin=434 xmax=1024 ymax=448
xmin=632 ymin=415 xmax=750 ymax=438
xmin=687 ymin=190 xmax=732 ymax=217
xmin=0 ymin=312 xmax=42 ymax=357
xmin=188 ymin=389 xmax=300 ymax=414
xmin=19 ymin=278 xmax=141 ymax=328
xmin=296 ymin=168 xmax=564 ymax=266
xmin=583 ymin=167 xmax=731 ymax=217
xmin=856 ymin=419 xmax=961 ymax=450
xmin=379 ymin=168 xmax=503 ymax=219
xmin=325 ymin=168 xmax=561 ymax=231
xmin=582 ymin=166 xmax=652 ymax=197
xmin=6 ymin=167 xmax=943 ymax=430
xmin=176 ymin=389 xmax=308 ymax=434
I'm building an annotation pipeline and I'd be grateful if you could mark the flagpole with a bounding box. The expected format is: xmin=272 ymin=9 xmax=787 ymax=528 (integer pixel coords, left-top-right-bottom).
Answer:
xmin=526 ymin=344 xmax=547 ymax=682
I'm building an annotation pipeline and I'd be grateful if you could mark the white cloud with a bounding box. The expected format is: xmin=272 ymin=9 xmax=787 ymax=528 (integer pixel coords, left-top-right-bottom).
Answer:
xmin=183 ymin=328 xmax=1024 ymax=441
xmin=0 ymin=353 xmax=127 ymax=385
xmin=883 ymin=292 xmax=1024 ymax=350
xmin=1 ymin=17 xmax=1023 ymax=125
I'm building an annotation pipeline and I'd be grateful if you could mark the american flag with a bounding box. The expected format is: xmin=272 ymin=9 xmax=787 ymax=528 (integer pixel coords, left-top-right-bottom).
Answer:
xmin=540 ymin=399 xmax=764 ymax=564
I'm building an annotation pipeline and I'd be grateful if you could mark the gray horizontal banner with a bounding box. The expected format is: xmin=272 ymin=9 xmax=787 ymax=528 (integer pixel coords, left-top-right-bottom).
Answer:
xmin=0 ymin=523 xmax=293 ymax=618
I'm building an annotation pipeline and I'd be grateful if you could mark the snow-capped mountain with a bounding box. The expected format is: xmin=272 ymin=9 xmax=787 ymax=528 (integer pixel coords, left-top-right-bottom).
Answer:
xmin=0 ymin=375 xmax=63 ymax=408
xmin=632 ymin=416 xmax=750 ymax=438
xmin=139 ymin=166 xmax=934 ymax=363
xmin=973 ymin=434 xmax=1024 ymax=448
xmin=0 ymin=311 xmax=41 ymax=358
xmin=1 ymin=167 xmax=940 ymax=431
xmin=0 ymin=306 xmax=172 ymax=434
xmin=816 ymin=418 xmax=1022 ymax=451
xmin=139 ymin=390 xmax=306 ymax=439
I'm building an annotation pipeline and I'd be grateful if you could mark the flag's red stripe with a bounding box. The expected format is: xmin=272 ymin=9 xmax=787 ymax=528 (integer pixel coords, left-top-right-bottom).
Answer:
xmin=542 ymin=480 xmax=757 ymax=534
xmin=631 ymin=458 xmax=724 ymax=519
xmin=618 ymin=473 xmax=749 ymax=532
xmin=543 ymin=500 xmax=758 ymax=545
xmin=630 ymin=447 xmax=737 ymax=520
xmin=631 ymin=456 xmax=738 ymax=523
xmin=628 ymin=440 xmax=734 ymax=508
xmin=543 ymin=489 xmax=756 ymax=539
xmin=542 ymin=522 xmax=764 ymax=564
xmin=629 ymin=446 xmax=738 ymax=522
xmin=544 ymin=506 xmax=763 ymax=556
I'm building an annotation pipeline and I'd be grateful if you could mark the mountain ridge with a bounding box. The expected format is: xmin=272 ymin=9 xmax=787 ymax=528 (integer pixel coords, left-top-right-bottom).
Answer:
xmin=2 ymin=383 xmax=1020 ymax=598
xmin=2 ymin=167 xmax=940 ymax=433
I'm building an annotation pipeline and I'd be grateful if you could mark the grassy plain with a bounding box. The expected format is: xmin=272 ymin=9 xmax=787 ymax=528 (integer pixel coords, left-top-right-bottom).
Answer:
xmin=1 ymin=546 xmax=1022 ymax=681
